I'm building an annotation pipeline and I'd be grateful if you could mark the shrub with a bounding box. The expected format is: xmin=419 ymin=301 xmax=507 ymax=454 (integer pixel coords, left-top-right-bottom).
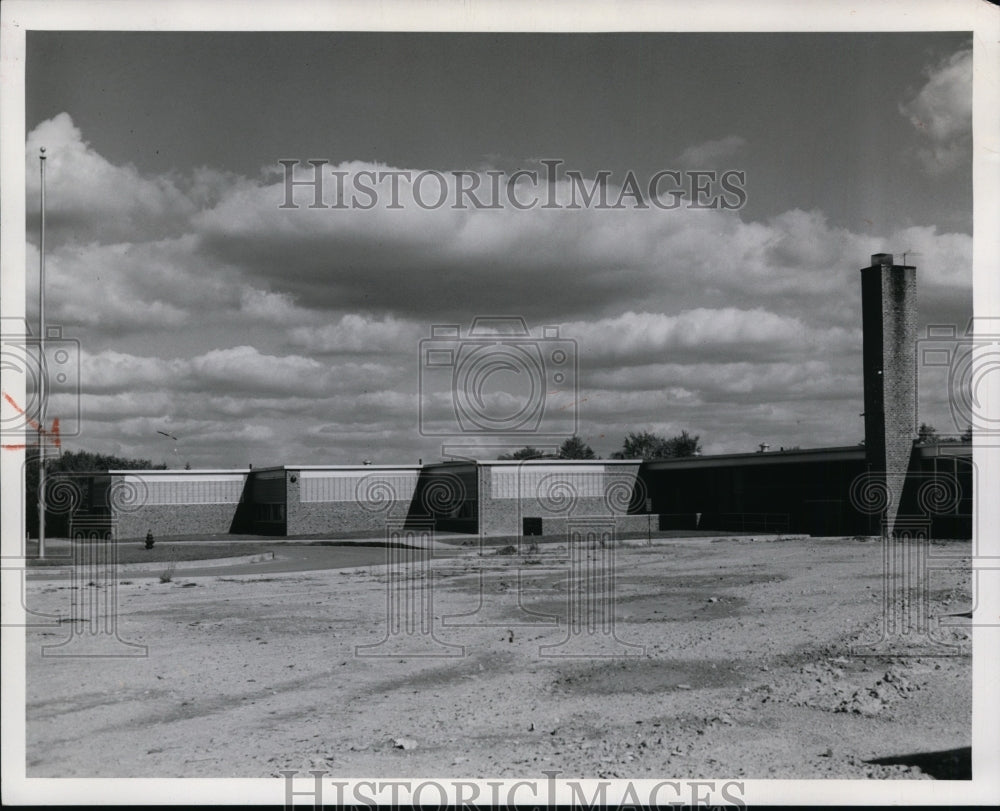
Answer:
xmin=159 ymin=559 xmax=177 ymax=583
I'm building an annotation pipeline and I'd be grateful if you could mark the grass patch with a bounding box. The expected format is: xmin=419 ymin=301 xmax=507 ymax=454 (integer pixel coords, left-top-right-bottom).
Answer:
xmin=26 ymin=541 xmax=277 ymax=567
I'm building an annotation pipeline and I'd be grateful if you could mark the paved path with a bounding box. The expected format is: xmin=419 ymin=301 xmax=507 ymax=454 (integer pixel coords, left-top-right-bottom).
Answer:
xmin=23 ymin=533 xmax=804 ymax=581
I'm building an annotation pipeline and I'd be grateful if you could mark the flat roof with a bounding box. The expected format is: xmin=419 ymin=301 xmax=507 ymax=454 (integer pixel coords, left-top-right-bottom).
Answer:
xmin=643 ymin=446 xmax=866 ymax=470
xmin=255 ymin=464 xmax=424 ymax=472
xmin=109 ymin=468 xmax=250 ymax=474
xmin=644 ymin=441 xmax=971 ymax=471
xmin=478 ymin=458 xmax=642 ymax=465
xmin=418 ymin=458 xmax=642 ymax=467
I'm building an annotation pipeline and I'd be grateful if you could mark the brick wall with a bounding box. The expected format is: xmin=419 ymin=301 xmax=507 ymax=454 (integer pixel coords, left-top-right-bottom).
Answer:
xmin=108 ymin=471 xmax=248 ymax=539
xmin=285 ymin=468 xmax=420 ymax=536
xmin=479 ymin=462 xmax=644 ymax=537
xmin=880 ymin=264 xmax=918 ymax=489
xmin=116 ymin=504 xmax=243 ymax=540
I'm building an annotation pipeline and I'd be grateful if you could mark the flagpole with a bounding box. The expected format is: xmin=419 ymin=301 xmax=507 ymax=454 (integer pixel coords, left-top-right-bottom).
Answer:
xmin=38 ymin=146 xmax=47 ymax=559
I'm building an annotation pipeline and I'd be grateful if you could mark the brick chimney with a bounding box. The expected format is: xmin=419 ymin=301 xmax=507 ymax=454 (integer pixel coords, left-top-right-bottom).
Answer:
xmin=860 ymin=253 xmax=917 ymax=535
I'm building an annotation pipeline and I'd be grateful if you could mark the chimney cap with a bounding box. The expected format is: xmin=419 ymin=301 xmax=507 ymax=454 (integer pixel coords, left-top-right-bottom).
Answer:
xmin=871 ymin=253 xmax=894 ymax=267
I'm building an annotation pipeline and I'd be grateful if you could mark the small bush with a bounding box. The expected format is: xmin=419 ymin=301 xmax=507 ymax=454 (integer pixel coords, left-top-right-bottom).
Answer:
xmin=159 ymin=559 xmax=177 ymax=583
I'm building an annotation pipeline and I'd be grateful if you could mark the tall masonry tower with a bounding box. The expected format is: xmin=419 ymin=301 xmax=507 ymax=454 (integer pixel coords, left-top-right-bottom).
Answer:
xmin=860 ymin=252 xmax=918 ymax=534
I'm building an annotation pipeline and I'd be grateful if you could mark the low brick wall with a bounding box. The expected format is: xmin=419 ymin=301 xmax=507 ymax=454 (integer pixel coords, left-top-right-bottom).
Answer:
xmin=527 ymin=514 xmax=654 ymax=538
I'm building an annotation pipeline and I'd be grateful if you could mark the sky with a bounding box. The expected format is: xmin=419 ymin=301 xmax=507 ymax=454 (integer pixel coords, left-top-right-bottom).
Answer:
xmin=21 ymin=31 xmax=973 ymax=468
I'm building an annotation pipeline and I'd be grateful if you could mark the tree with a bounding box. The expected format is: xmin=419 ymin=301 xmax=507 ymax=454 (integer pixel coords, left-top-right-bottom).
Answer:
xmin=497 ymin=446 xmax=552 ymax=460
xmin=610 ymin=429 xmax=701 ymax=460
xmin=665 ymin=430 xmax=701 ymax=457
xmin=611 ymin=430 xmax=663 ymax=459
xmin=43 ymin=450 xmax=166 ymax=472
xmin=917 ymin=423 xmax=938 ymax=444
xmin=557 ymin=435 xmax=596 ymax=459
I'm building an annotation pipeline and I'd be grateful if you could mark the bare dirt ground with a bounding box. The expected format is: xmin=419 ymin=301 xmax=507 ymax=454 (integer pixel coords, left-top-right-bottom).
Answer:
xmin=24 ymin=535 xmax=972 ymax=779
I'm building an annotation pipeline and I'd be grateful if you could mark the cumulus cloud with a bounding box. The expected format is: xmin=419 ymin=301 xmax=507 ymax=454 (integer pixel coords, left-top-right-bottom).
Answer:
xmin=25 ymin=235 xmax=254 ymax=336
xmin=585 ymin=359 xmax=856 ymax=400
xmin=238 ymin=288 xmax=313 ymax=324
xmin=899 ymin=47 xmax=972 ymax=174
xmin=196 ymin=165 xmax=913 ymax=326
xmin=287 ymin=313 xmax=422 ymax=353
xmin=195 ymin=167 xmax=669 ymax=320
xmin=26 ymin=114 xmax=200 ymax=244
xmin=564 ymin=308 xmax=857 ymax=365
xmin=676 ymin=135 xmax=747 ymax=166
xmin=22 ymin=115 xmax=971 ymax=464
xmin=78 ymin=346 xmax=401 ymax=398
